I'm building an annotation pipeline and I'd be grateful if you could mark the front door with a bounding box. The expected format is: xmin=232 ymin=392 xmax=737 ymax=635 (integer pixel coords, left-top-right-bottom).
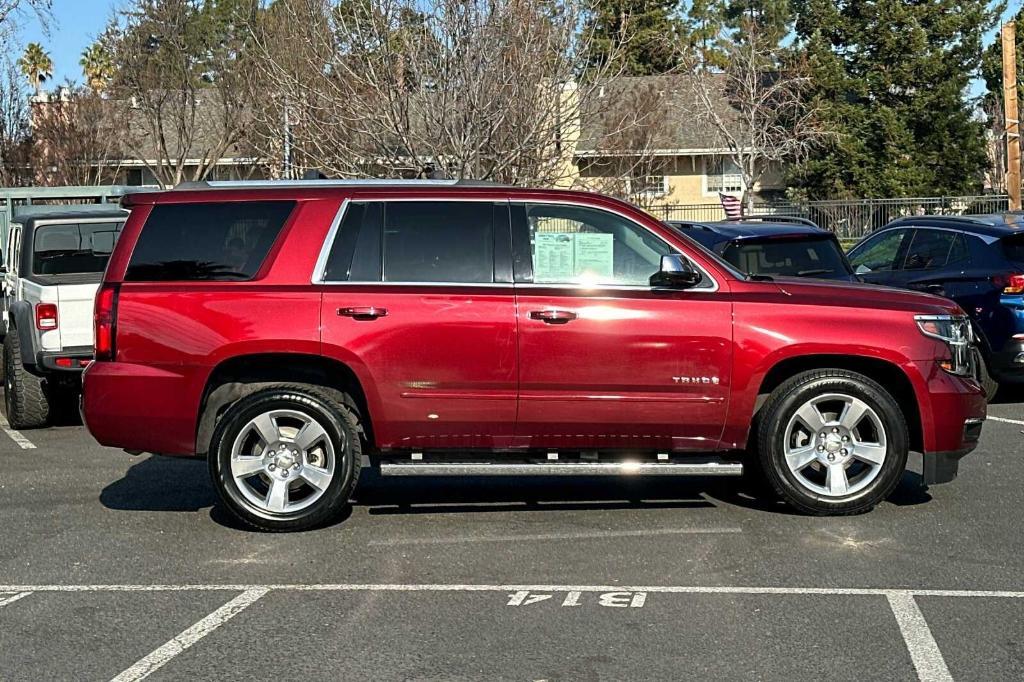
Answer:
xmin=319 ymin=199 xmax=518 ymax=451
xmin=512 ymin=202 xmax=732 ymax=451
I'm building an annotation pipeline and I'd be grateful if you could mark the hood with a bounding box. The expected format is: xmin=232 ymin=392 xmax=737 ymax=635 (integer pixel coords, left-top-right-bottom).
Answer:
xmin=764 ymin=276 xmax=963 ymax=316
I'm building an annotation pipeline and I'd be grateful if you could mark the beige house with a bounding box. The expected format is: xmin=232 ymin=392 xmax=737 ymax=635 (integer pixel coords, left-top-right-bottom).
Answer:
xmin=567 ymin=76 xmax=787 ymax=211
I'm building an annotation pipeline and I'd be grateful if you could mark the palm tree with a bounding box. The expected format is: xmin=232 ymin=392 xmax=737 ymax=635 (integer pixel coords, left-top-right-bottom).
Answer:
xmin=17 ymin=42 xmax=53 ymax=96
xmin=80 ymin=43 xmax=114 ymax=92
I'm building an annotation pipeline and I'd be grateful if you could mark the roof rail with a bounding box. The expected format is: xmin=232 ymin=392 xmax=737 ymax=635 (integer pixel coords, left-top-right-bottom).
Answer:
xmin=887 ymin=214 xmax=994 ymax=226
xmin=173 ymin=179 xmax=504 ymax=190
xmin=729 ymin=215 xmax=820 ymax=228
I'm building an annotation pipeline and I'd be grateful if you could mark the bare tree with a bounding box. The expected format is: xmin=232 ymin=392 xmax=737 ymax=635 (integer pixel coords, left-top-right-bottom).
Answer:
xmin=103 ymin=0 xmax=255 ymax=188
xmin=30 ymin=83 xmax=123 ymax=186
xmin=0 ymin=58 xmax=31 ymax=186
xmin=247 ymin=0 xmax=631 ymax=186
xmin=687 ymin=21 xmax=831 ymax=212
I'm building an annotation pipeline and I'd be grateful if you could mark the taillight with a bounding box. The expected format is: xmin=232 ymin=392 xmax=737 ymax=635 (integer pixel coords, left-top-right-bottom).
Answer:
xmin=36 ymin=303 xmax=58 ymax=330
xmin=94 ymin=283 xmax=119 ymax=361
xmin=994 ymin=273 xmax=1024 ymax=294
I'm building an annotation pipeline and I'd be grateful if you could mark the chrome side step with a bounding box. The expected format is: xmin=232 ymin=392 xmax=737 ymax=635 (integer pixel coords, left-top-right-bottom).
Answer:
xmin=379 ymin=460 xmax=743 ymax=477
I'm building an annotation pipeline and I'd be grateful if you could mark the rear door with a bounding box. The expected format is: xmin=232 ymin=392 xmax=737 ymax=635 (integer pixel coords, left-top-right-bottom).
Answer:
xmin=318 ymin=199 xmax=518 ymax=451
xmin=512 ymin=201 xmax=732 ymax=451
xmin=897 ymin=228 xmax=972 ymax=297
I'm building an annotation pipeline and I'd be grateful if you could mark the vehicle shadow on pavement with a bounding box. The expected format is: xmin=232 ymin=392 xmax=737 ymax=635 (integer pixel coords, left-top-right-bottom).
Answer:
xmin=99 ymin=455 xmax=933 ymax=528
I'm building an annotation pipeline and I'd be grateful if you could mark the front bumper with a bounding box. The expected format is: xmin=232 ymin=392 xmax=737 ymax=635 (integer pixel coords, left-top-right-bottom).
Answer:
xmin=989 ymin=338 xmax=1024 ymax=382
xmin=922 ymin=419 xmax=984 ymax=484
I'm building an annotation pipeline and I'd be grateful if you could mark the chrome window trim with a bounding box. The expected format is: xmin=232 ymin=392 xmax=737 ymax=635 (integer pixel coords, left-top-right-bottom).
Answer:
xmin=311 ymin=196 xmax=720 ymax=293
xmin=852 ymin=225 xmax=998 ymax=250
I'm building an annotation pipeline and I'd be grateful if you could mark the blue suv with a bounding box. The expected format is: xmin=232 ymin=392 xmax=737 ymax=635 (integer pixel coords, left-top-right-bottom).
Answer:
xmin=847 ymin=214 xmax=1024 ymax=393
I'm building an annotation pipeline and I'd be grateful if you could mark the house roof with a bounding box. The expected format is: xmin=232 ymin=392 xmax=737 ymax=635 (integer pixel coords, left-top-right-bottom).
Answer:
xmin=575 ymin=75 xmax=738 ymax=156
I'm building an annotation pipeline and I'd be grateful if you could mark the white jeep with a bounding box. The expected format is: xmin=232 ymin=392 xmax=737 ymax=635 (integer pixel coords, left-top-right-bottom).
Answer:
xmin=2 ymin=205 xmax=127 ymax=428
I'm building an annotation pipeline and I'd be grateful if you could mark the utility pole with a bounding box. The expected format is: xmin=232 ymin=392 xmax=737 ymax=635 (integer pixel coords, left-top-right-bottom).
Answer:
xmin=1003 ymin=22 xmax=1021 ymax=210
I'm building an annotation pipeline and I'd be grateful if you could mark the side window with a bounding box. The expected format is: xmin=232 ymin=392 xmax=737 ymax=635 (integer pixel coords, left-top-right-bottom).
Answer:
xmin=849 ymin=229 xmax=909 ymax=273
xmin=902 ymin=229 xmax=963 ymax=271
xmin=11 ymin=226 xmax=20 ymax=275
xmin=125 ymin=201 xmax=294 ymax=281
xmin=383 ymin=202 xmax=494 ymax=283
xmin=322 ymin=202 xmax=383 ymax=282
xmin=521 ymin=203 xmax=676 ymax=287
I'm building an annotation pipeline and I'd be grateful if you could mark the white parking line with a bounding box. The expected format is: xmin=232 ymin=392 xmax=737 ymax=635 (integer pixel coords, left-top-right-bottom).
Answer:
xmin=2 ymin=583 xmax=1023 ymax=598
xmin=109 ymin=588 xmax=268 ymax=682
xmin=0 ymin=591 xmax=31 ymax=607
xmin=369 ymin=527 xmax=743 ymax=546
xmin=886 ymin=591 xmax=952 ymax=682
xmin=986 ymin=415 xmax=1024 ymax=426
xmin=0 ymin=413 xmax=35 ymax=449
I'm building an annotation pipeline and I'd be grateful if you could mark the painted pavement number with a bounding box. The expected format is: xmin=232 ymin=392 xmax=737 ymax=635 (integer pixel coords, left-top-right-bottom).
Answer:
xmin=507 ymin=590 xmax=647 ymax=608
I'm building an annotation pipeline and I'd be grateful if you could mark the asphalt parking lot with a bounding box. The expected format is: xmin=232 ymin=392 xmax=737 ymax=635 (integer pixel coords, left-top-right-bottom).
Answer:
xmin=1 ymin=396 xmax=1023 ymax=681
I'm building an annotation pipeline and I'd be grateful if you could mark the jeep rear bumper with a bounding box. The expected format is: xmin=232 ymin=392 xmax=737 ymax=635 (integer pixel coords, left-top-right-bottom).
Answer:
xmin=37 ymin=347 xmax=93 ymax=372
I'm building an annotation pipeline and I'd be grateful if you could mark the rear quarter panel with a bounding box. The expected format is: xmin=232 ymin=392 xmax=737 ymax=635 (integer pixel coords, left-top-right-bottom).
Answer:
xmin=85 ymin=198 xmax=339 ymax=455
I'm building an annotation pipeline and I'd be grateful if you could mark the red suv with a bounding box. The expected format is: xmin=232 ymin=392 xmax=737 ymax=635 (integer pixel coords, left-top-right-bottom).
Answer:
xmin=82 ymin=181 xmax=986 ymax=531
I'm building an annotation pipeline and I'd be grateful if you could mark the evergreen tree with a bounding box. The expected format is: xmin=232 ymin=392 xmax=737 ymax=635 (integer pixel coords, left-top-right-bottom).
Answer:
xmin=585 ymin=0 xmax=684 ymax=75
xmin=792 ymin=0 xmax=998 ymax=198
xmin=725 ymin=0 xmax=792 ymax=45
xmin=686 ymin=0 xmax=727 ymax=68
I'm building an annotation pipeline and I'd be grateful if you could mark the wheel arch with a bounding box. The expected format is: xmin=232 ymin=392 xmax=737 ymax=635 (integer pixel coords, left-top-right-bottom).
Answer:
xmin=196 ymin=353 xmax=374 ymax=458
xmin=7 ymin=300 xmax=37 ymax=368
xmin=751 ymin=354 xmax=923 ymax=454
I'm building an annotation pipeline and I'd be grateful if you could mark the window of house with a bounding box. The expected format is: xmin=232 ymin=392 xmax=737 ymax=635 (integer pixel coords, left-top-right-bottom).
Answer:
xmin=630 ymin=174 xmax=667 ymax=196
xmin=706 ymin=157 xmax=743 ymax=194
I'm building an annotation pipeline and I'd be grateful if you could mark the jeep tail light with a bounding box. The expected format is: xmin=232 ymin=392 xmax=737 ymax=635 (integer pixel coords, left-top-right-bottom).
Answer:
xmin=94 ymin=283 xmax=119 ymax=361
xmin=994 ymin=274 xmax=1024 ymax=294
xmin=35 ymin=303 xmax=58 ymax=330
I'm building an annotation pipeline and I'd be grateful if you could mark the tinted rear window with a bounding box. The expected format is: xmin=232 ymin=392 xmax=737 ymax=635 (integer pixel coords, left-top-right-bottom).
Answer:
xmin=384 ymin=202 xmax=494 ymax=282
xmin=125 ymin=201 xmax=294 ymax=281
xmin=722 ymin=237 xmax=851 ymax=279
xmin=1003 ymin=234 xmax=1024 ymax=263
xmin=33 ymin=221 xmax=123 ymax=275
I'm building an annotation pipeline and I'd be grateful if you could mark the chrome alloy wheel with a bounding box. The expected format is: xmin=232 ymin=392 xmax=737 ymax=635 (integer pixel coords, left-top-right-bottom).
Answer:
xmin=783 ymin=393 xmax=888 ymax=498
xmin=229 ymin=409 xmax=339 ymax=516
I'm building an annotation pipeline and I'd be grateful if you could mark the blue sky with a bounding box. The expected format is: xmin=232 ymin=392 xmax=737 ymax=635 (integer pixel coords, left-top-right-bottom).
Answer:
xmin=19 ymin=0 xmax=119 ymax=86
xmin=8 ymin=0 xmax=1022 ymax=95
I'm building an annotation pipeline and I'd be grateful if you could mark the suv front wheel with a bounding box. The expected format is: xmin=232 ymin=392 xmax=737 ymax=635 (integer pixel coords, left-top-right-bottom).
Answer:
xmin=757 ymin=369 xmax=909 ymax=515
xmin=209 ymin=384 xmax=362 ymax=532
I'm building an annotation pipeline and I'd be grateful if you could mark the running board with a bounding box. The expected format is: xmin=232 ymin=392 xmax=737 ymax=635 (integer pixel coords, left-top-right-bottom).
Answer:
xmin=379 ymin=460 xmax=743 ymax=477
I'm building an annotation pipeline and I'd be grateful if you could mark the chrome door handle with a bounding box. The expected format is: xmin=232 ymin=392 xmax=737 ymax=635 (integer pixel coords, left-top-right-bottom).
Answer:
xmin=338 ymin=306 xmax=388 ymax=320
xmin=529 ymin=309 xmax=577 ymax=324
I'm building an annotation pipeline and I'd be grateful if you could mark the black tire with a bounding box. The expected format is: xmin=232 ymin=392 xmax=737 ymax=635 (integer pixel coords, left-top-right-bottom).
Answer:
xmin=209 ymin=384 xmax=362 ymax=532
xmin=971 ymin=346 xmax=999 ymax=399
xmin=3 ymin=333 xmax=50 ymax=429
xmin=756 ymin=369 xmax=909 ymax=516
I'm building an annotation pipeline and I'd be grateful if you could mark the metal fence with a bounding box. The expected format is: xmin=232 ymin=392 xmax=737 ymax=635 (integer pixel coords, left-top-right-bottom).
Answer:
xmin=648 ymin=195 xmax=1013 ymax=240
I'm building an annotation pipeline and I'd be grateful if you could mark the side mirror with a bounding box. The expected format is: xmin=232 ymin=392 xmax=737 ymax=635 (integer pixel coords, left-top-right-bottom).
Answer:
xmin=650 ymin=254 xmax=702 ymax=289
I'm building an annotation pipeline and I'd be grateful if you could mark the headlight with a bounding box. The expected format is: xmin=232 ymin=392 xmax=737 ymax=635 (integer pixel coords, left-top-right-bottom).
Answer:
xmin=915 ymin=314 xmax=972 ymax=376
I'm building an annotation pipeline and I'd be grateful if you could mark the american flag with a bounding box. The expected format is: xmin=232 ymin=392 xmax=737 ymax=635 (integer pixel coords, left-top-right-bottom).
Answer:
xmin=719 ymin=192 xmax=743 ymax=220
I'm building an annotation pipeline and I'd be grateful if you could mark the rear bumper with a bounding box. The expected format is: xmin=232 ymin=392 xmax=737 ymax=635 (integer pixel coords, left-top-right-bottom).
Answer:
xmin=37 ymin=347 xmax=93 ymax=372
xmin=989 ymin=338 xmax=1024 ymax=382
xmin=82 ymin=360 xmax=201 ymax=456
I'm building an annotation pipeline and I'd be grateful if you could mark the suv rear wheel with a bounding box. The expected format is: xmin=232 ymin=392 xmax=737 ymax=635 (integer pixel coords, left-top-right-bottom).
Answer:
xmin=3 ymin=333 xmax=50 ymax=429
xmin=757 ymin=369 xmax=908 ymax=515
xmin=209 ymin=384 xmax=362 ymax=532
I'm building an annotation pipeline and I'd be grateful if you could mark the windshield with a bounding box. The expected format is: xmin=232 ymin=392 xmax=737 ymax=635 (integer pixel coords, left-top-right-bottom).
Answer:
xmin=32 ymin=221 xmax=124 ymax=276
xmin=721 ymin=236 xmax=853 ymax=280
